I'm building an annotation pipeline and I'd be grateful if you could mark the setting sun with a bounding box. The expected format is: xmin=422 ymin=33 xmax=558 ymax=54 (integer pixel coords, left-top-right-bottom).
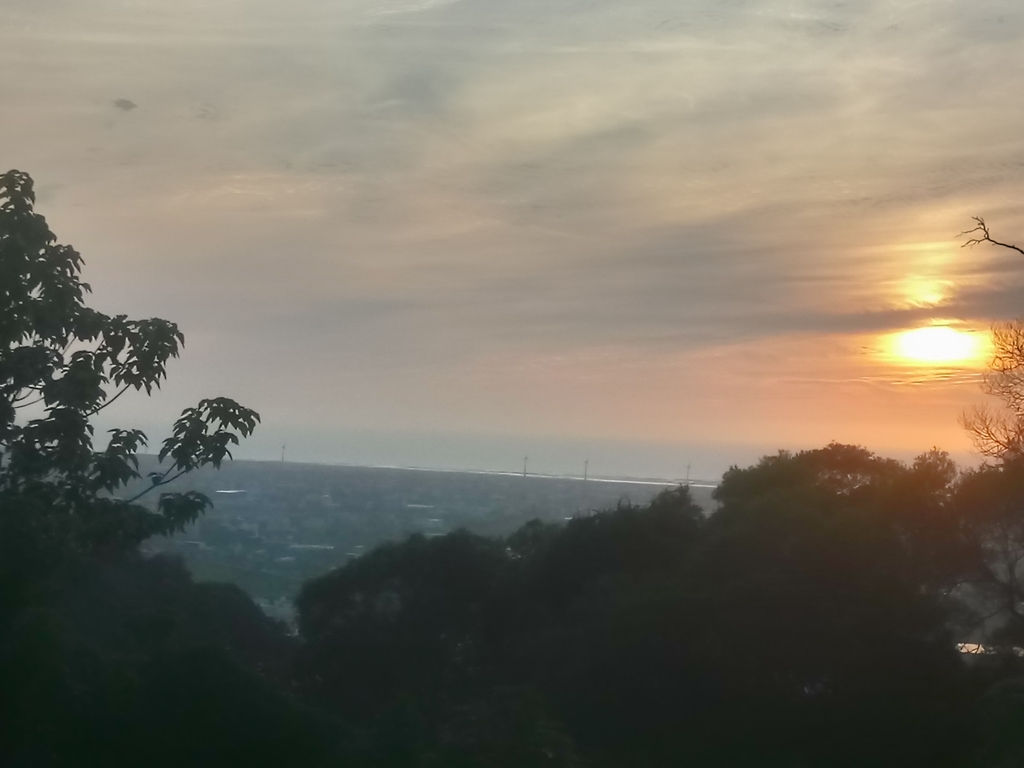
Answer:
xmin=888 ymin=326 xmax=990 ymax=366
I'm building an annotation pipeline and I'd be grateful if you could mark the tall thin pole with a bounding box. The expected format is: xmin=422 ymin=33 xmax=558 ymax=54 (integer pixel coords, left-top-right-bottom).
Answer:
xmin=686 ymin=463 xmax=691 ymax=486
xmin=281 ymin=444 xmax=286 ymax=463
xmin=584 ymin=459 xmax=588 ymax=481
xmin=523 ymin=456 xmax=528 ymax=477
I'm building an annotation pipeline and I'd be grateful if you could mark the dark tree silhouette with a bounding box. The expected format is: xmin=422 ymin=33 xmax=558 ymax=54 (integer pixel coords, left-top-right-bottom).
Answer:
xmin=297 ymin=472 xmax=977 ymax=767
xmin=0 ymin=169 xmax=259 ymax=602
xmin=0 ymin=171 xmax=344 ymax=768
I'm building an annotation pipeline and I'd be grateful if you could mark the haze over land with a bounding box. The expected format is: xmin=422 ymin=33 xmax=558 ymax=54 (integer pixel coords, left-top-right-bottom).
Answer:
xmin=4 ymin=0 xmax=1024 ymax=475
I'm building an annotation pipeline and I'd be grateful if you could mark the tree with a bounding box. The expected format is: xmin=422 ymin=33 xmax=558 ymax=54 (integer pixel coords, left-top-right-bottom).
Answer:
xmin=961 ymin=217 xmax=1024 ymax=459
xmin=0 ymin=169 xmax=259 ymax=601
xmin=0 ymin=171 xmax=339 ymax=766
xmin=699 ymin=445 xmax=971 ymax=767
xmin=961 ymin=320 xmax=1024 ymax=458
xmin=296 ymin=473 xmax=977 ymax=767
xmin=296 ymin=530 xmax=582 ymax=766
xmin=952 ymin=462 xmax=1024 ymax=647
xmin=955 ymin=218 xmax=1024 ymax=648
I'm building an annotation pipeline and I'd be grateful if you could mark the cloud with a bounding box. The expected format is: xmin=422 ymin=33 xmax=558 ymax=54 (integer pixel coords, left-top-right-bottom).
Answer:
xmin=3 ymin=0 xmax=1024 ymax=465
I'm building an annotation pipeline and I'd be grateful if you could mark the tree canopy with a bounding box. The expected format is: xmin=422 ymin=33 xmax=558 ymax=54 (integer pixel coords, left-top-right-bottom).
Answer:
xmin=0 ymin=169 xmax=259 ymax=604
xmin=295 ymin=449 xmax=997 ymax=767
xmin=0 ymin=171 xmax=324 ymax=767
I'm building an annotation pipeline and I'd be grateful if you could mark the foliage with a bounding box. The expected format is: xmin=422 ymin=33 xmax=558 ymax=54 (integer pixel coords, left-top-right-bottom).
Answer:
xmin=699 ymin=445 xmax=970 ymax=765
xmin=298 ymin=530 xmax=511 ymax=721
xmin=0 ymin=170 xmax=285 ymax=766
xmin=0 ymin=169 xmax=259 ymax=603
xmin=952 ymin=460 xmax=1024 ymax=648
xmin=294 ymin=489 xmax=709 ymax=766
xmin=297 ymin=464 xmax=985 ymax=767
xmin=0 ymin=554 xmax=344 ymax=768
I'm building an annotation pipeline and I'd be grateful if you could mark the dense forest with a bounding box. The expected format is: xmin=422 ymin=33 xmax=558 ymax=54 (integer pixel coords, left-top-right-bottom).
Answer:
xmin=4 ymin=167 xmax=1024 ymax=768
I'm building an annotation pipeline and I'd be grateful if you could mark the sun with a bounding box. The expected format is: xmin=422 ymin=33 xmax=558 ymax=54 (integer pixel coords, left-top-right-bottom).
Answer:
xmin=887 ymin=326 xmax=989 ymax=366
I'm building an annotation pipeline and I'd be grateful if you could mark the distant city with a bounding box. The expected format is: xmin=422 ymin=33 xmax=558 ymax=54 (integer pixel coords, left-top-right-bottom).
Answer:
xmin=134 ymin=458 xmax=718 ymax=623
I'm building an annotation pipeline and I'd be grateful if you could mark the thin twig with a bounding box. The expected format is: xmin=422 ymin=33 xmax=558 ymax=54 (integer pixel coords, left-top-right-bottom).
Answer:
xmin=125 ymin=467 xmax=189 ymax=503
xmin=960 ymin=217 xmax=1024 ymax=256
xmin=13 ymin=396 xmax=45 ymax=410
xmin=87 ymin=384 xmax=131 ymax=417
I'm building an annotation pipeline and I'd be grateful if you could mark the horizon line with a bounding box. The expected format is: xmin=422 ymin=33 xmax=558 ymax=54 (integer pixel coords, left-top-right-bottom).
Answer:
xmin=134 ymin=452 xmax=721 ymax=488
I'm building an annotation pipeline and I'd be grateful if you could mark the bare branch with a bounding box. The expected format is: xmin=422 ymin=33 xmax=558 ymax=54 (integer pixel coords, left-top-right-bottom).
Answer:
xmin=960 ymin=216 xmax=1024 ymax=256
xmin=961 ymin=405 xmax=1021 ymax=459
xmin=963 ymin=315 xmax=1024 ymax=461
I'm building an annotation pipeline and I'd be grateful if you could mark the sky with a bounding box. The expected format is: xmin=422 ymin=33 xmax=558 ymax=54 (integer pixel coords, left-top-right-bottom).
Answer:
xmin=4 ymin=0 xmax=1024 ymax=479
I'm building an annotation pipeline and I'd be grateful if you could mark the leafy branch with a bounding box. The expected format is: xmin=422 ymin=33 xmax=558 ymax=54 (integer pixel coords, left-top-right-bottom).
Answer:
xmin=0 ymin=168 xmax=259 ymax=553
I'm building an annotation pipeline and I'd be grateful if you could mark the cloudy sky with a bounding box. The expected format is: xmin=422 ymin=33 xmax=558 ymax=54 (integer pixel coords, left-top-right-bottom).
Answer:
xmin=4 ymin=0 xmax=1024 ymax=478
